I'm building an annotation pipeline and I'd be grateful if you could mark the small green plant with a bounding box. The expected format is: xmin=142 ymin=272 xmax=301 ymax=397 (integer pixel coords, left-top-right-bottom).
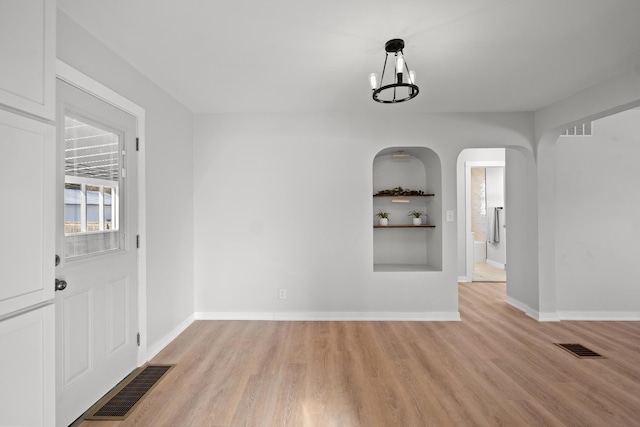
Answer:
xmin=408 ymin=210 xmax=425 ymax=218
xmin=375 ymin=211 xmax=390 ymax=219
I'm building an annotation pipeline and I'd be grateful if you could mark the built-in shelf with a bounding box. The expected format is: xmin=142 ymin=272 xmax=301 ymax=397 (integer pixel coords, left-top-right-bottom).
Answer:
xmin=373 ymin=194 xmax=435 ymax=198
xmin=373 ymin=148 xmax=443 ymax=272
xmin=373 ymin=224 xmax=436 ymax=228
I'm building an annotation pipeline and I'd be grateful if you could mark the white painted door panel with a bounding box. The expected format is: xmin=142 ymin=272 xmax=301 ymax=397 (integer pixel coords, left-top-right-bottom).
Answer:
xmin=56 ymin=79 xmax=138 ymax=427
xmin=0 ymin=0 xmax=55 ymax=120
xmin=0 ymin=304 xmax=55 ymax=427
xmin=0 ymin=109 xmax=55 ymax=317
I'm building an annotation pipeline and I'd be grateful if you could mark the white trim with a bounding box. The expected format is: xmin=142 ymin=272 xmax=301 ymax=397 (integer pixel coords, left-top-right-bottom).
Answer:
xmin=196 ymin=312 xmax=275 ymax=321
xmin=507 ymin=296 xmax=532 ymax=314
xmin=507 ymin=296 xmax=560 ymax=322
xmin=557 ymin=312 xmax=640 ymax=321
xmin=458 ymin=276 xmax=472 ymax=283
xmin=485 ymin=259 xmax=506 ymax=269
xmin=531 ymin=312 xmax=561 ymax=322
xmin=195 ymin=311 xmax=462 ymax=321
xmin=56 ymin=60 xmax=148 ymax=366
xmin=507 ymin=297 xmax=640 ymax=321
xmin=145 ymin=314 xmax=196 ymax=361
xmin=65 ymin=175 xmax=118 ymax=188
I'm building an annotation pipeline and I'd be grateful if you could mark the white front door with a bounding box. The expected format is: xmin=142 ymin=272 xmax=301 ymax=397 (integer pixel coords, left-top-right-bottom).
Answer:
xmin=55 ymin=79 xmax=139 ymax=427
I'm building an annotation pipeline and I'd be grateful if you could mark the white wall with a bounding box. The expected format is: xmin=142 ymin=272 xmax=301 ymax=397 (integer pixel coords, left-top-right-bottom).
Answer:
xmin=57 ymin=12 xmax=195 ymax=347
xmin=532 ymin=68 xmax=640 ymax=320
xmin=55 ymin=11 xmax=640 ymax=325
xmin=505 ymin=148 xmax=539 ymax=313
xmin=555 ymin=109 xmax=640 ymax=315
xmin=486 ymin=167 xmax=505 ymax=208
xmin=194 ymin=113 xmax=533 ymax=318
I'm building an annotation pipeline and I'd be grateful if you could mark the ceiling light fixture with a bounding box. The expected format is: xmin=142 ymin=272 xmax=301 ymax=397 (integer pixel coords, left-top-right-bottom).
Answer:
xmin=369 ymin=39 xmax=419 ymax=104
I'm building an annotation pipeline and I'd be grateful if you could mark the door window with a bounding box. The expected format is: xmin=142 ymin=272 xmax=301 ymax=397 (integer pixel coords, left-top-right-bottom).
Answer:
xmin=63 ymin=114 xmax=124 ymax=258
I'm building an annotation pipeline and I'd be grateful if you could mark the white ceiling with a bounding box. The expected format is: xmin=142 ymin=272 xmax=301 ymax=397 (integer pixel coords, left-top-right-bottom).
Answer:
xmin=57 ymin=0 xmax=640 ymax=114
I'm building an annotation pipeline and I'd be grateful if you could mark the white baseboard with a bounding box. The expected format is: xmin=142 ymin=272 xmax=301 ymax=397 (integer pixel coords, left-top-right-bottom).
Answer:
xmin=195 ymin=312 xmax=275 ymax=321
xmin=486 ymin=259 xmax=506 ymax=269
xmin=557 ymin=311 xmax=640 ymax=321
xmin=507 ymin=298 xmax=640 ymax=321
xmin=507 ymin=296 xmax=530 ymax=313
xmin=531 ymin=311 xmax=561 ymax=322
xmin=507 ymin=297 xmax=560 ymax=322
xmin=195 ymin=311 xmax=461 ymax=322
xmin=145 ymin=313 xmax=195 ymax=362
xmin=458 ymin=276 xmax=472 ymax=283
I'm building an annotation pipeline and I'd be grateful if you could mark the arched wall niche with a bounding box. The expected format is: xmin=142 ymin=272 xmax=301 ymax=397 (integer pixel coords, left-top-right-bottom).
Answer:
xmin=372 ymin=146 xmax=442 ymax=272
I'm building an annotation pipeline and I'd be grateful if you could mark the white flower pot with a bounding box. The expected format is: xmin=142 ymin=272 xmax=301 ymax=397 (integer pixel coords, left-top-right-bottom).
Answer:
xmin=379 ymin=218 xmax=389 ymax=226
xmin=413 ymin=217 xmax=422 ymax=226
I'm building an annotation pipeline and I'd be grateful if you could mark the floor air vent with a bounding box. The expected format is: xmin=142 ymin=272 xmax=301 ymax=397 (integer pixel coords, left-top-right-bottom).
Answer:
xmin=84 ymin=364 xmax=174 ymax=421
xmin=554 ymin=343 xmax=604 ymax=359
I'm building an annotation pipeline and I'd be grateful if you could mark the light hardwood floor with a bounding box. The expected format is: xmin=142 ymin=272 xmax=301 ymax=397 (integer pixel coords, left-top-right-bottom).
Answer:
xmin=472 ymin=262 xmax=506 ymax=282
xmin=79 ymin=283 xmax=640 ymax=426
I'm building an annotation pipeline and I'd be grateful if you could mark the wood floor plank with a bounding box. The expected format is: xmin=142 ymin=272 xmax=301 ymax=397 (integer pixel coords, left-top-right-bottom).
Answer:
xmin=78 ymin=282 xmax=640 ymax=427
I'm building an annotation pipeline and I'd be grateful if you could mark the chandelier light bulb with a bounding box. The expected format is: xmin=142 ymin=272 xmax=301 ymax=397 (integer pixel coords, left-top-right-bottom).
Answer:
xmin=369 ymin=73 xmax=379 ymax=90
xmin=396 ymin=54 xmax=405 ymax=74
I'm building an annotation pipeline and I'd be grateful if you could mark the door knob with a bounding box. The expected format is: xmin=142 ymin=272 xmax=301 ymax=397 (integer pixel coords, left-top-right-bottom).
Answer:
xmin=55 ymin=279 xmax=67 ymax=292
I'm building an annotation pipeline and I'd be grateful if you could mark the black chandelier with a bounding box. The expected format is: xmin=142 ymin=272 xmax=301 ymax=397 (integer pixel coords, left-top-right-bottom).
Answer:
xmin=369 ymin=39 xmax=419 ymax=104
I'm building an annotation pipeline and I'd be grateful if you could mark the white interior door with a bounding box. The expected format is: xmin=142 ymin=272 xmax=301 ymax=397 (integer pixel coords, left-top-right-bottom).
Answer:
xmin=55 ymin=79 xmax=139 ymax=427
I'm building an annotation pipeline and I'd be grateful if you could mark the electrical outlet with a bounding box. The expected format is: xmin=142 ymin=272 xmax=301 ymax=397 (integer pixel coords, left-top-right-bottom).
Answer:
xmin=279 ymin=288 xmax=287 ymax=300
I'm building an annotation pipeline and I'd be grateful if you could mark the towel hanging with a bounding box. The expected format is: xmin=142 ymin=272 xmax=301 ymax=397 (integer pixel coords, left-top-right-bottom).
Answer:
xmin=487 ymin=207 xmax=500 ymax=243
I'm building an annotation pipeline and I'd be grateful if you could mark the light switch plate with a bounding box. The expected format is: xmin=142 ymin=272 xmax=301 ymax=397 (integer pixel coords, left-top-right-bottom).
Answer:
xmin=446 ymin=210 xmax=455 ymax=222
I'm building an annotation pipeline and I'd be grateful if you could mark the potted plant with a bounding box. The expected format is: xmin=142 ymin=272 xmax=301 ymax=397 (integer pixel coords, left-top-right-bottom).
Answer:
xmin=408 ymin=210 xmax=426 ymax=226
xmin=375 ymin=211 xmax=390 ymax=226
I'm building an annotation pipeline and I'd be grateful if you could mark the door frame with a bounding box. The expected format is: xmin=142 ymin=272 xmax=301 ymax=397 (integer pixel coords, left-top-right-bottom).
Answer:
xmin=56 ymin=60 xmax=148 ymax=366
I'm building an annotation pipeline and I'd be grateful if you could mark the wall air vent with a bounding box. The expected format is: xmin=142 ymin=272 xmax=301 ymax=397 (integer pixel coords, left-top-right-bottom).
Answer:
xmin=561 ymin=122 xmax=592 ymax=136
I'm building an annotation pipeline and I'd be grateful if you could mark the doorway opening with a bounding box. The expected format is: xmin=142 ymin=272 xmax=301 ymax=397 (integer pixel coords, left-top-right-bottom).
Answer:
xmin=457 ymin=148 xmax=506 ymax=283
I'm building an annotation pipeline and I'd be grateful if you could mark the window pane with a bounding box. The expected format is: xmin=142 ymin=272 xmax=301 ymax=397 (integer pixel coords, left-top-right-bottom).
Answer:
xmin=86 ymin=185 xmax=100 ymax=232
xmin=104 ymin=187 xmax=113 ymax=230
xmin=65 ymin=116 xmax=120 ymax=181
xmin=64 ymin=115 xmax=123 ymax=258
xmin=64 ymin=183 xmax=81 ymax=234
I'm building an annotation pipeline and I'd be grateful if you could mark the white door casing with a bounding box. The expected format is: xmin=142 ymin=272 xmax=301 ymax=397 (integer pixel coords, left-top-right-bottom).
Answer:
xmin=55 ymin=77 xmax=139 ymax=427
